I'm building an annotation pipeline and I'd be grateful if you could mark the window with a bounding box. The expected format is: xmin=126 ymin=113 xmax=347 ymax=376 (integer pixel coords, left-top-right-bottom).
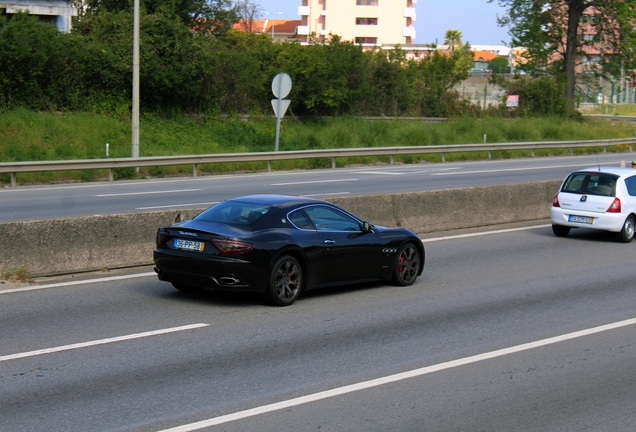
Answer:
xmin=356 ymin=17 xmax=378 ymax=25
xmin=196 ymin=201 xmax=272 ymax=225
xmin=303 ymin=205 xmax=361 ymax=231
xmin=288 ymin=209 xmax=315 ymax=230
xmin=355 ymin=37 xmax=377 ymax=44
xmin=562 ymin=173 xmax=617 ymax=197
xmin=625 ymin=176 xmax=636 ymax=196
xmin=357 ymin=0 xmax=378 ymax=4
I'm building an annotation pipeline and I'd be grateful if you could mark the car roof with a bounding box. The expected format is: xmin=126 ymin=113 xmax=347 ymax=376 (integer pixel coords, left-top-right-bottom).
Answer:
xmin=576 ymin=167 xmax=636 ymax=178
xmin=226 ymin=194 xmax=329 ymax=208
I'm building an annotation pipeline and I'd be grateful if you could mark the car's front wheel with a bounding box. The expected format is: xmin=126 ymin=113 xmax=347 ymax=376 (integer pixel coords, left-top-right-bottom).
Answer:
xmin=552 ymin=224 xmax=570 ymax=237
xmin=618 ymin=215 xmax=635 ymax=243
xmin=391 ymin=243 xmax=422 ymax=286
xmin=267 ymin=255 xmax=303 ymax=306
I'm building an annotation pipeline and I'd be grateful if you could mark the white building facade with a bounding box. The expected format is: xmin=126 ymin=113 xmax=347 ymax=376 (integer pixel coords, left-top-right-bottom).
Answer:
xmin=297 ymin=0 xmax=417 ymax=45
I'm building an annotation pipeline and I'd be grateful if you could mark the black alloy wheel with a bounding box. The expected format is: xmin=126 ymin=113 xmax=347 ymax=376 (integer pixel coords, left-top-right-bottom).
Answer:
xmin=267 ymin=255 xmax=303 ymax=306
xmin=392 ymin=243 xmax=421 ymax=286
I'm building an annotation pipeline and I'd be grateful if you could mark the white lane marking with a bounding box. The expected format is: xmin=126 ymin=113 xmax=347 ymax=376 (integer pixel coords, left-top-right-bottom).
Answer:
xmin=271 ymin=179 xmax=359 ymax=186
xmin=358 ymin=171 xmax=405 ymax=175
xmin=0 ymin=323 xmax=209 ymax=362
xmin=137 ymin=202 xmax=218 ymax=210
xmin=422 ymin=224 xmax=551 ymax=242
xmin=0 ymin=272 xmax=157 ymax=295
xmin=96 ymin=189 xmax=202 ymax=197
xmin=156 ymin=317 xmax=636 ymax=431
xmin=431 ymin=162 xmax=609 ymax=176
xmin=303 ymin=192 xmax=350 ymax=197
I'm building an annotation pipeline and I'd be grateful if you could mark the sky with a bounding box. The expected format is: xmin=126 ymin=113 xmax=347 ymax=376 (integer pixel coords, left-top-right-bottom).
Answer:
xmin=254 ymin=0 xmax=512 ymax=46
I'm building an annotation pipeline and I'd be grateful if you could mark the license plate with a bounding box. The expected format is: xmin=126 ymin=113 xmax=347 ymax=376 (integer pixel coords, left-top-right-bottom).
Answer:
xmin=175 ymin=239 xmax=204 ymax=251
xmin=569 ymin=215 xmax=593 ymax=224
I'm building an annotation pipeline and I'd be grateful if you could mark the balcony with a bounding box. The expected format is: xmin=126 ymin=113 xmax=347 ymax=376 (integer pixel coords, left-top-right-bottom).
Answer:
xmin=298 ymin=5 xmax=310 ymax=16
xmin=404 ymin=7 xmax=416 ymax=20
xmin=403 ymin=26 xmax=416 ymax=38
xmin=297 ymin=25 xmax=310 ymax=35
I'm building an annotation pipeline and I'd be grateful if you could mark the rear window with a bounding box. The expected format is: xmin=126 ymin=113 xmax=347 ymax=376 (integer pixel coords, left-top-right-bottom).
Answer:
xmin=195 ymin=201 xmax=272 ymax=226
xmin=562 ymin=172 xmax=617 ymax=197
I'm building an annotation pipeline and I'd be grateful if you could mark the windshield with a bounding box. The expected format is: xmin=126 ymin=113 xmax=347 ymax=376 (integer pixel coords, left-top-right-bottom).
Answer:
xmin=195 ymin=201 xmax=272 ymax=226
xmin=562 ymin=172 xmax=617 ymax=197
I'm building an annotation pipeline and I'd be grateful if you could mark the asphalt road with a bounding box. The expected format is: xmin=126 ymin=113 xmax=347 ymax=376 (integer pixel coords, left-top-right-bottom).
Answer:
xmin=1 ymin=223 xmax=634 ymax=431
xmin=1 ymin=152 xmax=635 ymax=222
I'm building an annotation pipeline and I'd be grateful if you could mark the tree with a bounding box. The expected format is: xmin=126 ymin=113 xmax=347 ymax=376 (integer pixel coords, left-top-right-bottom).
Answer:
xmin=492 ymin=0 xmax=636 ymax=105
xmin=444 ymin=29 xmax=463 ymax=51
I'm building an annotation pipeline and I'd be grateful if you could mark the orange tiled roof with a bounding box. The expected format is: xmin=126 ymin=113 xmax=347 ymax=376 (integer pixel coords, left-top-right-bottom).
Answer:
xmin=472 ymin=50 xmax=499 ymax=61
xmin=233 ymin=19 xmax=301 ymax=35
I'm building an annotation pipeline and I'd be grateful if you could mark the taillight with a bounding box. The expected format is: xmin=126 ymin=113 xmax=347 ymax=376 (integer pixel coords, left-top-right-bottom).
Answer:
xmin=156 ymin=229 xmax=170 ymax=247
xmin=607 ymin=198 xmax=621 ymax=213
xmin=552 ymin=193 xmax=561 ymax=207
xmin=211 ymin=239 xmax=254 ymax=255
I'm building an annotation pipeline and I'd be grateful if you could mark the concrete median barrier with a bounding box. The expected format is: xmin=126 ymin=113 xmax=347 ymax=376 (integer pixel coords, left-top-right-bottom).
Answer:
xmin=0 ymin=180 xmax=561 ymax=277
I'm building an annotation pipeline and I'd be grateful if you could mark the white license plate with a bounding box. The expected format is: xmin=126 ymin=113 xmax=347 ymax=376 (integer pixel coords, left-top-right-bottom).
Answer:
xmin=175 ymin=239 xmax=204 ymax=251
xmin=569 ymin=215 xmax=593 ymax=224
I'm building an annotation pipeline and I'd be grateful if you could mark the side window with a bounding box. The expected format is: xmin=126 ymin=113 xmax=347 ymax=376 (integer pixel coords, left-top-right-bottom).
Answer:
xmin=288 ymin=209 xmax=315 ymax=230
xmin=625 ymin=176 xmax=636 ymax=196
xmin=304 ymin=206 xmax=361 ymax=231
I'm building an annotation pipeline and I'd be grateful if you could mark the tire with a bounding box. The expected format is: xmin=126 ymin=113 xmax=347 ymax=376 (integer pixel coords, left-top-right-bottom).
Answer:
xmin=391 ymin=243 xmax=422 ymax=286
xmin=552 ymin=224 xmax=570 ymax=237
xmin=172 ymin=283 xmax=205 ymax=294
xmin=618 ymin=215 xmax=635 ymax=243
xmin=267 ymin=255 xmax=303 ymax=306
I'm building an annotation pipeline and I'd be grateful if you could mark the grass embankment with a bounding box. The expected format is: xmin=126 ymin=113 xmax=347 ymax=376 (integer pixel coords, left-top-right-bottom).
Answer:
xmin=1 ymin=108 xmax=635 ymax=185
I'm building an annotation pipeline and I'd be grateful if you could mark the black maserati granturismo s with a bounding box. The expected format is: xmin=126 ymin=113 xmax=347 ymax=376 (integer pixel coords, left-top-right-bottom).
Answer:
xmin=154 ymin=194 xmax=424 ymax=306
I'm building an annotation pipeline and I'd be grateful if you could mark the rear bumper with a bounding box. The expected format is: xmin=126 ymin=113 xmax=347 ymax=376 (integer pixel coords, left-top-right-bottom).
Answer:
xmin=153 ymin=249 xmax=267 ymax=292
xmin=550 ymin=207 xmax=626 ymax=232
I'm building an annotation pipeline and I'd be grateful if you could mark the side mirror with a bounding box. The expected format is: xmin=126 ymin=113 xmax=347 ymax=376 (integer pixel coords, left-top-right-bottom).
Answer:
xmin=362 ymin=221 xmax=373 ymax=233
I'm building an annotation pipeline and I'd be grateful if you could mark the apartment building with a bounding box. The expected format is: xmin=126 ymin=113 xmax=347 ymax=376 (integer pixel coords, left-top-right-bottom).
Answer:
xmin=297 ymin=0 xmax=417 ymax=45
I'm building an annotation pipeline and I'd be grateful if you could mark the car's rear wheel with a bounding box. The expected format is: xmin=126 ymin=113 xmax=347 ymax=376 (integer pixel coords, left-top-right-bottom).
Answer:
xmin=172 ymin=283 xmax=205 ymax=294
xmin=552 ymin=224 xmax=570 ymax=237
xmin=618 ymin=215 xmax=635 ymax=243
xmin=392 ymin=243 xmax=421 ymax=286
xmin=267 ymin=255 xmax=303 ymax=306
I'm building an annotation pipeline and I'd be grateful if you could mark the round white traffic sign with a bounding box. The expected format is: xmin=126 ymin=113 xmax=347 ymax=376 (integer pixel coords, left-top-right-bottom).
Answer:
xmin=272 ymin=72 xmax=292 ymax=98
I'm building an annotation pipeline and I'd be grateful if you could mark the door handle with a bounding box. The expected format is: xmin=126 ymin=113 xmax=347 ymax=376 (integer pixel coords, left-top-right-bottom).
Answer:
xmin=324 ymin=239 xmax=335 ymax=244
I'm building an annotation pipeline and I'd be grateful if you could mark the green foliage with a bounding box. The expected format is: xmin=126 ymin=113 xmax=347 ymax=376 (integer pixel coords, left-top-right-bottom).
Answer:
xmin=492 ymin=0 xmax=636 ymax=102
xmin=489 ymin=57 xmax=510 ymax=74
xmin=0 ymin=13 xmax=66 ymax=110
xmin=497 ymin=76 xmax=572 ymax=117
xmin=0 ymin=8 xmax=477 ymax=118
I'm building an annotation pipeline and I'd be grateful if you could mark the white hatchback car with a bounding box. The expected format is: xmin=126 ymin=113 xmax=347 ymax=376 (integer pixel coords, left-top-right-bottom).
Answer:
xmin=551 ymin=167 xmax=636 ymax=242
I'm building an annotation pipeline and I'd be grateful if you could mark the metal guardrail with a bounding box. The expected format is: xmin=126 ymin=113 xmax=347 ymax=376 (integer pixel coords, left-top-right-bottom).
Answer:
xmin=1 ymin=137 xmax=635 ymax=187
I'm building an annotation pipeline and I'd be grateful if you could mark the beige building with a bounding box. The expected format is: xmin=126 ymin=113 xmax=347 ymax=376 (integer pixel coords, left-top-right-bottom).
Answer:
xmin=297 ymin=0 xmax=417 ymax=45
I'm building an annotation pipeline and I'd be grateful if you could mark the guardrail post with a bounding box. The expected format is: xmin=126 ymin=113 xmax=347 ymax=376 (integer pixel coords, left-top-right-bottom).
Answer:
xmin=488 ymin=151 xmax=492 ymax=160
xmin=108 ymin=169 xmax=114 ymax=182
xmin=603 ymin=146 xmax=607 ymax=153
xmin=193 ymin=164 xmax=198 ymax=177
xmin=390 ymin=155 xmax=394 ymax=165
xmin=441 ymin=152 xmax=445 ymax=162
xmin=531 ymin=149 xmax=535 ymax=157
xmin=570 ymin=148 xmax=574 ymax=155
xmin=268 ymin=161 xmax=271 ymax=172
xmin=332 ymin=157 xmax=336 ymax=169
xmin=11 ymin=172 xmax=16 ymax=187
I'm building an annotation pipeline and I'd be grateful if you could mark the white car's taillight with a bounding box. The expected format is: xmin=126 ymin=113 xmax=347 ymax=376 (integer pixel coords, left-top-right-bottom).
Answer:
xmin=552 ymin=193 xmax=561 ymax=208
xmin=607 ymin=198 xmax=621 ymax=213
